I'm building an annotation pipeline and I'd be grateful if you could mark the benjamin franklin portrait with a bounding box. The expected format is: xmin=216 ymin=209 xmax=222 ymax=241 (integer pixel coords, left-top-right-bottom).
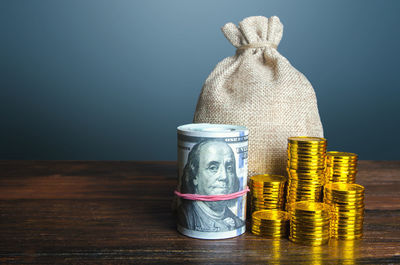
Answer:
xmin=178 ymin=140 xmax=245 ymax=232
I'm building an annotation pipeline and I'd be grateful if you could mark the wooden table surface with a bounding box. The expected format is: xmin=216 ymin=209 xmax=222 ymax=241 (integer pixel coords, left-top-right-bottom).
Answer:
xmin=0 ymin=161 xmax=399 ymax=264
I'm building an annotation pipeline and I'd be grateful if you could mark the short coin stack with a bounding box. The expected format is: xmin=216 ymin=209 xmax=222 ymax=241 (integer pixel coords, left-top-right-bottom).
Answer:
xmin=286 ymin=137 xmax=327 ymax=210
xmin=250 ymin=174 xmax=286 ymax=212
xmin=324 ymin=183 xmax=365 ymax=240
xmin=289 ymin=201 xmax=331 ymax=246
xmin=326 ymin=152 xmax=358 ymax=183
xmin=251 ymin=210 xmax=289 ymax=238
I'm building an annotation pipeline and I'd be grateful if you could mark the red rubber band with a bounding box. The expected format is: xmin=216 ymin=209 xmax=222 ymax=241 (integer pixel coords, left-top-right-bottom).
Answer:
xmin=174 ymin=186 xmax=250 ymax=201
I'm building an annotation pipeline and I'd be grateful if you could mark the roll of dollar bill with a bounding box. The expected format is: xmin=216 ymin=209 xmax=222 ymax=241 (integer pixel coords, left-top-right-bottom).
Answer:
xmin=176 ymin=123 xmax=249 ymax=239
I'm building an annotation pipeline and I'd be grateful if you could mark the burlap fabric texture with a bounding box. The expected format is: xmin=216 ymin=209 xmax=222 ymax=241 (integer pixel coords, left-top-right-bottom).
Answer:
xmin=193 ymin=16 xmax=323 ymax=177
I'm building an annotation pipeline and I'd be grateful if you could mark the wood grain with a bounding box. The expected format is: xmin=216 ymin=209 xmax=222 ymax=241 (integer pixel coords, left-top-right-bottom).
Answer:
xmin=0 ymin=161 xmax=399 ymax=264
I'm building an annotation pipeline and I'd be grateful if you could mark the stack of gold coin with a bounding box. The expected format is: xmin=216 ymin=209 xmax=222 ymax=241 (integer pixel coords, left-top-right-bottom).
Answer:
xmin=286 ymin=137 xmax=327 ymax=210
xmin=251 ymin=210 xmax=289 ymax=238
xmin=289 ymin=201 xmax=331 ymax=245
xmin=326 ymin=151 xmax=358 ymax=183
xmin=324 ymin=183 xmax=364 ymax=240
xmin=250 ymin=174 xmax=286 ymax=212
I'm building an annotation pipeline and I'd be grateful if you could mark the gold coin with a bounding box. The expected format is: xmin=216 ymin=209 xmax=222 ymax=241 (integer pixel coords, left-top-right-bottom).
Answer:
xmin=327 ymin=151 xmax=358 ymax=158
xmin=252 ymin=209 xmax=289 ymax=220
xmin=251 ymin=174 xmax=286 ymax=183
xmin=289 ymin=161 xmax=326 ymax=166
xmin=324 ymin=183 xmax=364 ymax=193
xmin=288 ymin=154 xmax=326 ymax=159
xmin=288 ymin=136 xmax=327 ymax=143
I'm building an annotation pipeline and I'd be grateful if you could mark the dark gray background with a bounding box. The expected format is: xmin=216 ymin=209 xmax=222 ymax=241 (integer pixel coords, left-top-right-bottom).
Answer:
xmin=1 ymin=0 xmax=399 ymax=160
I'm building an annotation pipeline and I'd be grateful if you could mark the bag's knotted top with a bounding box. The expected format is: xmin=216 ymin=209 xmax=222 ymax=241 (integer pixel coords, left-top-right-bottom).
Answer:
xmin=222 ymin=16 xmax=283 ymax=51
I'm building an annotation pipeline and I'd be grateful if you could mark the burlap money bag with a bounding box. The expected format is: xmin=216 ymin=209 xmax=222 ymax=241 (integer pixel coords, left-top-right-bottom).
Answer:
xmin=193 ymin=16 xmax=324 ymax=176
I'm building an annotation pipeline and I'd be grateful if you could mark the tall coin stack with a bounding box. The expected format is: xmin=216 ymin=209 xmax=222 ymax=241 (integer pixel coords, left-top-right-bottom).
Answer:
xmin=324 ymin=183 xmax=365 ymax=240
xmin=289 ymin=201 xmax=331 ymax=246
xmin=251 ymin=210 xmax=289 ymax=238
xmin=286 ymin=137 xmax=327 ymax=211
xmin=326 ymin=152 xmax=358 ymax=183
xmin=250 ymin=174 xmax=286 ymax=212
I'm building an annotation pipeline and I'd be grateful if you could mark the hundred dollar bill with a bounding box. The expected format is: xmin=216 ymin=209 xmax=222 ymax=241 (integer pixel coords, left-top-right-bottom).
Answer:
xmin=176 ymin=123 xmax=248 ymax=239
